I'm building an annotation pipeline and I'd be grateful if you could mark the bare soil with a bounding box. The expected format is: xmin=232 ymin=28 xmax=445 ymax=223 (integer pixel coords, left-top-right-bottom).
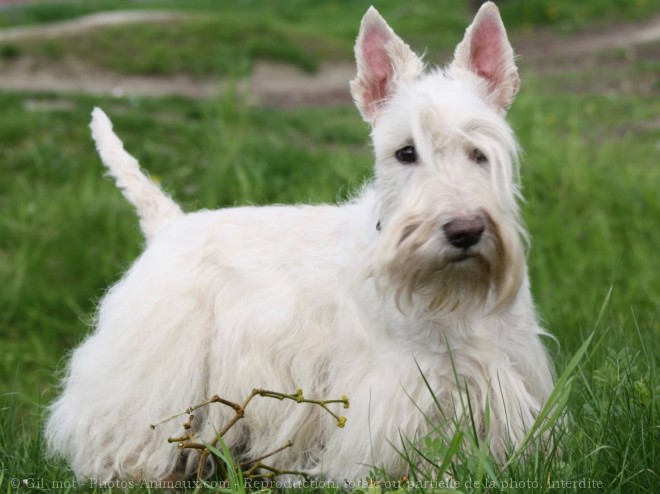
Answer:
xmin=0 ymin=10 xmax=658 ymax=106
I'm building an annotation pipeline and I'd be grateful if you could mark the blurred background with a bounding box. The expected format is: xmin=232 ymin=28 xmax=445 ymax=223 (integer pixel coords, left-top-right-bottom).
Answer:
xmin=0 ymin=0 xmax=658 ymax=488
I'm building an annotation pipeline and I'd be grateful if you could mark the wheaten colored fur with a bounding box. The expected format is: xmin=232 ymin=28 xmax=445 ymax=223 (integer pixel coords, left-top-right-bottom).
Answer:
xmin=46 ymin=3 xmax=554 ymax=482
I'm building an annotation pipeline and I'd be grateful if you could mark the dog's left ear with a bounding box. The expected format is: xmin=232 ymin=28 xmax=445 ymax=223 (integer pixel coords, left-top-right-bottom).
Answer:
xmin=450 ymin=2 xmax=520 ymax=112
xmin=351 ymin=7 xmax=424 ymax=123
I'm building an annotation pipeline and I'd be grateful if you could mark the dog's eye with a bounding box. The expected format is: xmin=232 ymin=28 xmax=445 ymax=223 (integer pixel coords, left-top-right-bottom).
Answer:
xmin=395 ymin=146 xmax=418 ymax=164
xmin=470 ymin=148 xmax=488 ymax=165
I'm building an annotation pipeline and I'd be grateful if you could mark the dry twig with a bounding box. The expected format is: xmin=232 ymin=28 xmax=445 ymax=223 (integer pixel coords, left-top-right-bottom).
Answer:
xmin=151 ymin=388 xmax=349 ymax=481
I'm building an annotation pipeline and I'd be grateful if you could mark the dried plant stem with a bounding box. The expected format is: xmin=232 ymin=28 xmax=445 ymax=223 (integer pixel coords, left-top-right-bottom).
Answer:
xmin=244 ymin=462 xmax=312 ymax=480
xmin=152 ymin=388 xmax=349 ymax=481
xmin=150 ymin=394 xmax=240 ymax=430
xmin=240 ymin=440 xmax=293 ymax=469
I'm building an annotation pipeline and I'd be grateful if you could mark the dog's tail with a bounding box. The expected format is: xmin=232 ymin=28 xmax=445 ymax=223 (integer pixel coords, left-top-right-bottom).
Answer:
xmin=90 ymin=108 xmax=183 ymax=241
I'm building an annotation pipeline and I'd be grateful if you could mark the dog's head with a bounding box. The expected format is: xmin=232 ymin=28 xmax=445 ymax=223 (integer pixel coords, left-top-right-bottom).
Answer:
xmin=353 ymin=3 xmax=526 ymax=317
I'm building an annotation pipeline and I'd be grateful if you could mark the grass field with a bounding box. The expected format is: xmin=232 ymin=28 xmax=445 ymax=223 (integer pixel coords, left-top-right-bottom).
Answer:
xmin=1 ymin=1 xmax=659 ymax=492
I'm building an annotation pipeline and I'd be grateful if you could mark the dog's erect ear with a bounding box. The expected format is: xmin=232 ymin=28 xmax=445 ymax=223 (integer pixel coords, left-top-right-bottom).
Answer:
xmin=351 ymin=7 xmax=424 ymax=123
xmin=450 ymin=2 xmax=519 ymax=112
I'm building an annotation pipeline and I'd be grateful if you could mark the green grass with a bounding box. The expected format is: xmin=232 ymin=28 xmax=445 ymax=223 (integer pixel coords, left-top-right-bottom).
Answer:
xmin=1 ymin=0 xmax=657 ymax=31
xmin=1 ymin=88 xmax=658 ymax=494
xmin=10 ymin=17 xmax=343 ymax=77
xmin=1 ymin=1 xmax=659 ymax=492
xmin=0 ymin=1 xmax=469 ymax=75
xmin=499 ymin=0 xmax=659 ymax=32
xmin=2 ymin=0 xmax=658 ymax=78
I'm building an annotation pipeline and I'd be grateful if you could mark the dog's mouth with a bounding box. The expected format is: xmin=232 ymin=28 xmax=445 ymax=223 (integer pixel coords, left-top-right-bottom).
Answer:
xmin=448 ymin=251 xmax=475 ymax=264
xmin=428 ymin=250 xmax=484 ymax=276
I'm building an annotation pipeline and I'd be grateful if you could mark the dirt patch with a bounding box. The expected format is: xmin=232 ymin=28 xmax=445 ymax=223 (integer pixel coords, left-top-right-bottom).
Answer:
xmin=249 ymin=61 xmax=355 ymax=107
xmin=0 ymin=54 xmax=223 ymax=99
xmin=0 ymin=53 xmax=356 ymax=104
xmin=514 ymin=13 xmax=660 ymax=58
xmin=513 ymin=15 xmax=660 ymax=96
xmin=0 ymin=10 xmax=190 ymax=42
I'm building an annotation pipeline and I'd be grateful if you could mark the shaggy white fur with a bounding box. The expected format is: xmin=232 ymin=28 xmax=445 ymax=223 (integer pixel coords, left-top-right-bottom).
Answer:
xmin=46 ymin=2 xmax=555 ymax=482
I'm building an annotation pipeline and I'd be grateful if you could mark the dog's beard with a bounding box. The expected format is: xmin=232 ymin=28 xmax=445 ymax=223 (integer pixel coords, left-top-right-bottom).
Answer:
xmin=371 ymin=211 xmax=525 ymax=319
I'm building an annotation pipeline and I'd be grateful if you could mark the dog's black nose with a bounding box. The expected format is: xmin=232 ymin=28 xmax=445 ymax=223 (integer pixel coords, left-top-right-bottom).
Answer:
xmin=442 ymin=216 xmax=485 ymax=249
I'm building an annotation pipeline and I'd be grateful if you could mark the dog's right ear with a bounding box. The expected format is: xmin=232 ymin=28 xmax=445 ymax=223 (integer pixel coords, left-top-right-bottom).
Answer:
xmin=351 ymin=7 xmax=424 ymax=123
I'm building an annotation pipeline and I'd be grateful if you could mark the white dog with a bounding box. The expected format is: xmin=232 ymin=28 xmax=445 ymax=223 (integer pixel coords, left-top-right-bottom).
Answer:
xmin=46 ymin=2 xmax=554 ymax=482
